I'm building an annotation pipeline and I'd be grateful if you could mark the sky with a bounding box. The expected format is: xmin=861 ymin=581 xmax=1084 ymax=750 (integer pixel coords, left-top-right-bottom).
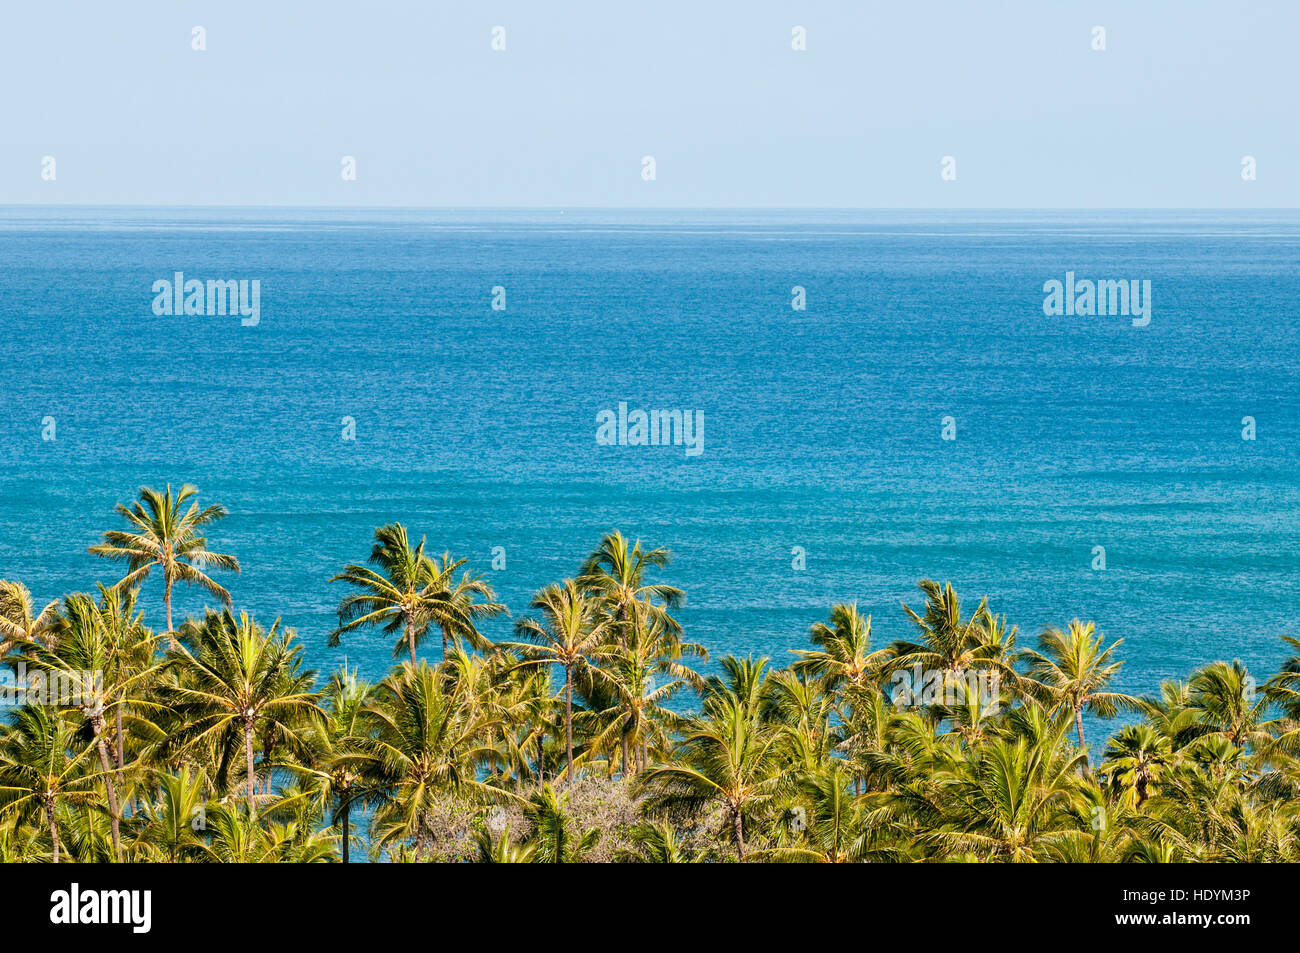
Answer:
xmin=1 ymin=1 xmax=1296 ymax=208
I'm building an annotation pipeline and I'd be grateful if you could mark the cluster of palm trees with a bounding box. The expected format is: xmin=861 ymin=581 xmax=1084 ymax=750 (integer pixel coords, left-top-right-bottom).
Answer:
xmin=2 ymin=483 xmax=1299 ymax=863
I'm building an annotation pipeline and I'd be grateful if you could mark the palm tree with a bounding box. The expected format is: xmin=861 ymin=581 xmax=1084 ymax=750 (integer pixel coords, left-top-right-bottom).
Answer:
xmin=794 ymin=605 xmax=896 ymax=794
xmin=20 ymin=586 xmax=165 ymax=861
xmin=427 ymin=552 xmax=507 ymax=656
xmin=54 ymin=801 xmax=119 ymax=863
xmin=1100 ymin=724 xmax=1171 ymax=808
xmin=475 ymin=827 xmax=536 ymax=863
xmin=0 ymin=819 xmax=43 ymax=863
xmin=466 ymin=652 xmax=554 ymax=786
xmin=329 ymin=524 xmax=472 ymax=665
xmin=704 ymin=655 xmax=772 ymax=722
xmin=507 ymin=666 xmax=557 ymax=786
xmin=167 ymin=609 xmax=323 ymax=811
xmin=1264 ymin=635 xmax=1300 ymax=717
xmin=132 ymin=766 xmax=212 ymax=861
xmin=888 ymin=581 xmax=1025 ymax=705
xmin=441 ymin=645 xmax=549 ymax=787
xmin=520 ymin=783 xmax=600 ymax=862
xmin=342 ymin=662 xmax=505 ymax=859
xmin=764 ymin=669 xmax=836 ymax=770
xmin=836 ymin=683 xmax=897 ymax=794
xmin=290 ymin=663 xmax=371 ymax=863
xmin=638 ymin=690 xmax=788 ymax=862
xmin=753 ymin=760 xmax=883 ymax=863
xmin=501 ymin=580 xmax=613 ymax=784
xmin=1263 ymin=636 xmax=1300 ymax=760
xmin=89 ymin=484 xmax=240 ymax=637
xmin=0 ymin=580 xmax=58 ymax=653
xmin=1137 ymin=679 xmax=1209 ymax=752
xmin=1187 ymin=659 xmax=1270 ymax=752
xmin=578 ymin=531 xmax=683 ymax=646
xmin=0 ymin=706 xmax=105 ymax=862
xmin=927 ymin=712 xmax=1089 ymax=861
xmin=582 ymin=620 xmax=704 ymax=777
xmin=201 ymin=800 xmax=337 ymax=862
xmin=1139 ymin=761 xmax=1261 ymax=862
xmin=793 ymin=603 xmax=889 ymax=692
xmin=1022 ymin=619 xmax=1137 ymax=751
xmin=619 ymin=820 xmax=705 ymax=862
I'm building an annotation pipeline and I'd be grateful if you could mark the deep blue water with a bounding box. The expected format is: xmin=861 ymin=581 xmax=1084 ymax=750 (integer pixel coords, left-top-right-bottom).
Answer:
xmin=1 ymin=208 xmax=1297 ymax=706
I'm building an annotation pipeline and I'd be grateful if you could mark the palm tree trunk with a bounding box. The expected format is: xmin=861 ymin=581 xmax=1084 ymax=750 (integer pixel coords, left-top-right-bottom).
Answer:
xmin=617 ymin=600 xmax=630 ymax=647
xmin=733 ymin=811 xmax=745 ymax=863
xmin=115 ymin=705 xmax=130 ymax=816
xmin=536 ymin=733 xmax=545 ymax=785
xmin=244 ymin=722 xmax=256 ymax=812
xmin=94 ymin=733 xmax=122 ymax=862
xmin=406 ymin=610 xmax=418 ymax=666
xmin=47 ymin=802 xmax=60 ymax=863
xmin=564 ymin=666 xmax=575 ymax=784
xmin=342 ymin=807 xmax=350 ymax=864
xmin=261 ymin=733 xmax=275 ymax=795
xmin=164 ymin=576 xmax=174 ymax=636
xmin=1074 ymin=704 xmax=1093 ymax=776
xmin=621 ymin=734 xmax=631 ymax=779
xmin=415 ymin=815 xmax=429 ymax=861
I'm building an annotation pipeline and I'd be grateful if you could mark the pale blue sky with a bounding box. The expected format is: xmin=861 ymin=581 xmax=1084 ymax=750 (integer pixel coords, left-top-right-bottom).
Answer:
xmin=1 ymin=1 xmax=1295 ymax=207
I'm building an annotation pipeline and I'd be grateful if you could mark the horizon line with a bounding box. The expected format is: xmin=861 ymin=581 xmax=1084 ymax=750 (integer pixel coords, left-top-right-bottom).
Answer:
xmin=2 ymin=203 xmax=1299 ymax=213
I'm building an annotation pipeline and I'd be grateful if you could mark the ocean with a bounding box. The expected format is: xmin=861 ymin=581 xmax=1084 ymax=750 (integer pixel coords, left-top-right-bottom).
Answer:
xmin=1 ymin=207 xmax=1298 ymax=706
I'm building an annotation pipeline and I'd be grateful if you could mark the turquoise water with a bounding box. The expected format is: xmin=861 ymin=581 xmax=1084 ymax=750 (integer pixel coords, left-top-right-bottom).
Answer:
xmin=1 ymin=208 xmax=1297 ymax=701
